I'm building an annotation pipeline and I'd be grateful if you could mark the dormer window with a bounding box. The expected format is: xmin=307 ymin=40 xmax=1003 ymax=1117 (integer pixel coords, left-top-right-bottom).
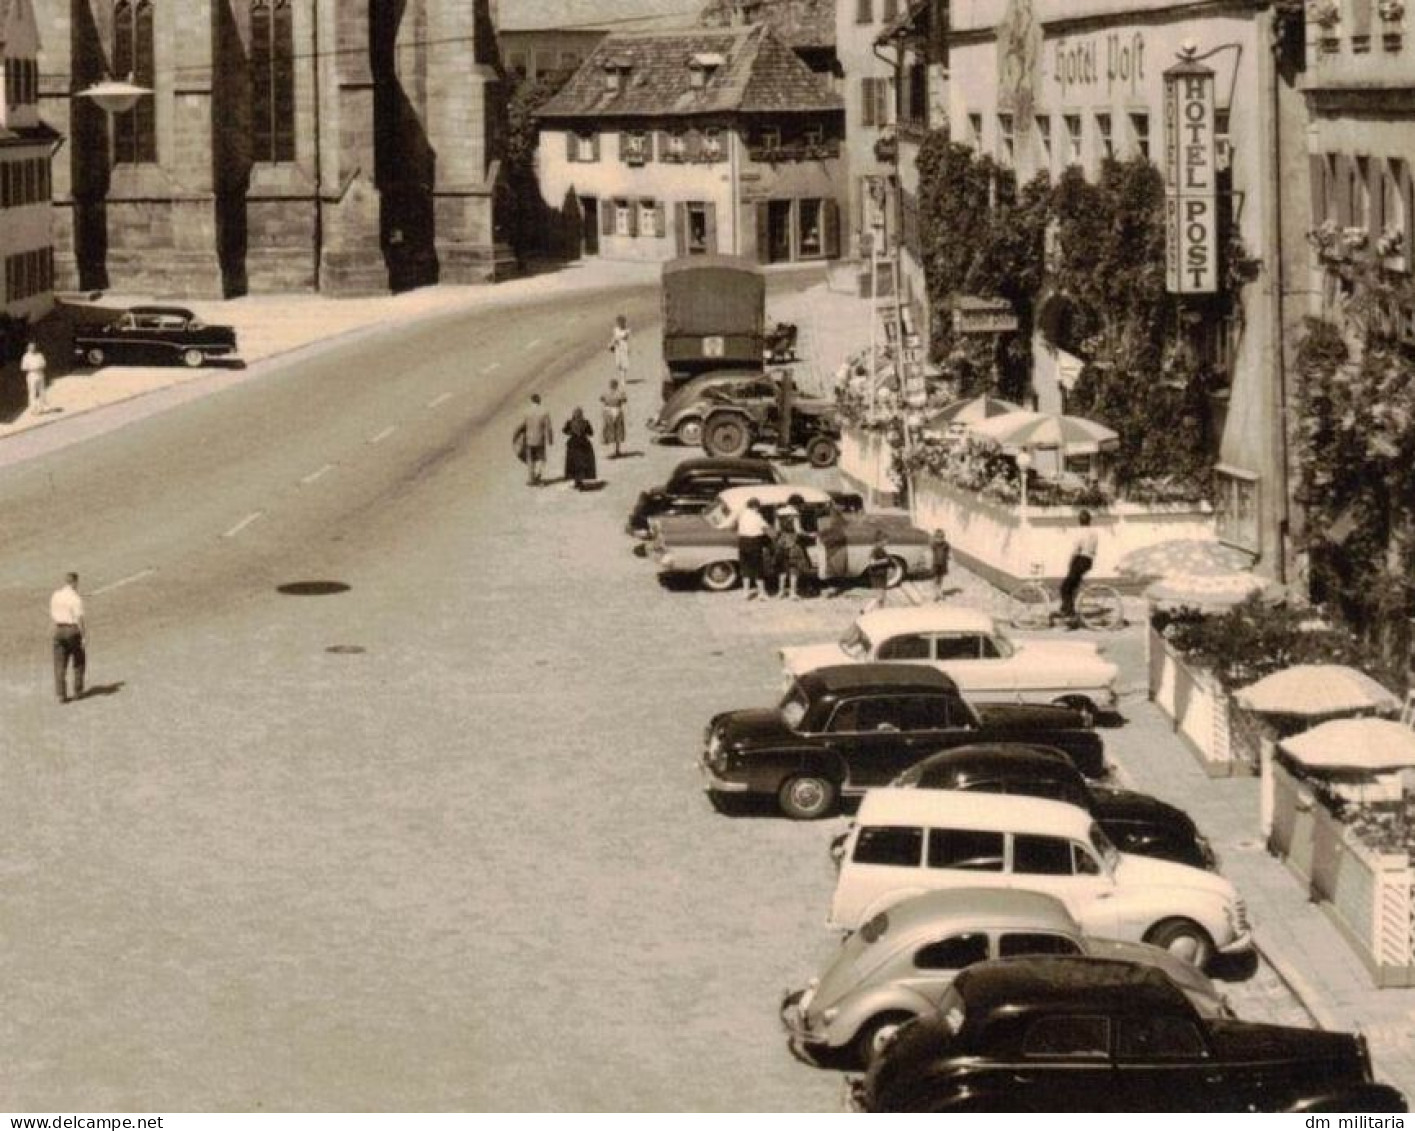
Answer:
xmin=603 ymin=57 xmax=631 ymax=92
xmin=688 ymin=52 xmax=724 ymax=90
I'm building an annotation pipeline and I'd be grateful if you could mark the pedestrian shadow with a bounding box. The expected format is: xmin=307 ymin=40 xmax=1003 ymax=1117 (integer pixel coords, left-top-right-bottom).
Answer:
xmin=575 ymin=480 xmax=607 ymax=492
xmin=607 ymin=450 xmax=645 ymax=461
xmin=77 ymin=681 xmax=125 ymax=700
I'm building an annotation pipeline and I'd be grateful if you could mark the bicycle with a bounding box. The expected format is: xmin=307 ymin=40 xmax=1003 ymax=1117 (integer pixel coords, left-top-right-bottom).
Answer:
xmin=1006 ymin=562 xmax=1125 ymax=631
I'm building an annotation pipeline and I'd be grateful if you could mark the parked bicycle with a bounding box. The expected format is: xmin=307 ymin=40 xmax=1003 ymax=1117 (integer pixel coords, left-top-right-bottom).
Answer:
xmin=1007 ymin=562 xmax=1125 ymax=631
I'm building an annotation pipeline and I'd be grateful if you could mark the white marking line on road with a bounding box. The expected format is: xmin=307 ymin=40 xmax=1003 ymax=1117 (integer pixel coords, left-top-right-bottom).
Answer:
xmin=301 ymin=463 xmax=336 ymax=485
xmin=222 ymin=511 xmax=264 ymax=539
xmin=92 ymin=568 xmax=156 ymax=596
xmin=369 ymin=425 xmax=397 ymax=444
xmin=427 ymin=392 xmax=453 ymax=408
xmin=522 ymin=338 xmax=542 ymax=350
xmin=481 ymin=362 xmax=501 ymax=374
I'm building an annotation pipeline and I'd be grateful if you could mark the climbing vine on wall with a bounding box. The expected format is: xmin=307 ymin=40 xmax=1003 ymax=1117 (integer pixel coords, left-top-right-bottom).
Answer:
xmin=914 ymin=137 xmax=1230 ymax=500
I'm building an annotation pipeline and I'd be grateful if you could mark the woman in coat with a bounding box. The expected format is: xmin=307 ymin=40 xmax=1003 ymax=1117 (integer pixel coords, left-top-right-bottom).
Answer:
xmin=563 ymin=407 xmax=597 ymax=490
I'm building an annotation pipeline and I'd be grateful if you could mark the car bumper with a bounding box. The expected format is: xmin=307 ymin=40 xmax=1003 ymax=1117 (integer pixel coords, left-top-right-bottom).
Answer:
xmin=1219 ymin=929 xmax=1254 ymax=956
xmin=779 ymin=989 xmax=832 ymax=1067
xmin=698 ymin=758 xmax=749 ymax=793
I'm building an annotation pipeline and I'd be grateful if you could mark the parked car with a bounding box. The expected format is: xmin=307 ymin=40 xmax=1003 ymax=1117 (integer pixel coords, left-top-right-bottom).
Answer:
xmin=827 ymin=788 xmax=1251 ymax=968
xmin=700 ymin=664 xmax=1106 ymax=820
xmin=626 ymin=457 xmax=861 ymax=539
xmin=856 ymin=957 xmax=1407 ymax=1112
xmin=891 ymin=744 xmax=1216 ymax=870
xmin=780 ymin=606 xmax=1120 ymax=722
xmin=647 ymin=370 xmax=779 ymax=448
xmin=73 ymin=305 xmax=238 ymax=368
xmin=653 ymin=485 xmax=930 ymax=592
xmin=780 ymin=887 xmax=1230 ymax=1071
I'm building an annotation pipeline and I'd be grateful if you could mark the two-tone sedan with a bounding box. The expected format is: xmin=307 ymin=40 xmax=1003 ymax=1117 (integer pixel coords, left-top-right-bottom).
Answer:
xmin=652 ymin=484 xmax=930 ymax=592
xmin=780 ymin=606 xmax=1120 ymax=722
xmin=74 ymin=305 xmax=238 ymax=368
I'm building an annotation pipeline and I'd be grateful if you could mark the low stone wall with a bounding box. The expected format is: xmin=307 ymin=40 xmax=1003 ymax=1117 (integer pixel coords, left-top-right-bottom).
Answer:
xmin=1148 ymin=626 xmax=1263 ymax=777
xmin=1270 ymin=760 xmax=1415 ymax=987
xmin=838 ymin=426 xmax=900 ymax=507
xmin=907 ymin=471 xmax=1216 ymax=586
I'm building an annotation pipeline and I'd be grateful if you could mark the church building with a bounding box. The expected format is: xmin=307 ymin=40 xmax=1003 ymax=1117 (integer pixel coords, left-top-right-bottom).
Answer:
xmin=35 ymin=0 xmax=512 ymax=297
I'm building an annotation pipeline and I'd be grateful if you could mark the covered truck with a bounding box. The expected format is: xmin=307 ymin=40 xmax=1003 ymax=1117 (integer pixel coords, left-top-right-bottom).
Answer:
xmin=660 ymin=255 xmax=765 ymax=399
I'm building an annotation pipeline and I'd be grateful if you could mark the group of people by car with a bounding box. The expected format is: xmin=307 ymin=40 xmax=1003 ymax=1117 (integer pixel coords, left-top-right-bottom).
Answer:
xmin=731 ymin=495 xmax=816 ymax=601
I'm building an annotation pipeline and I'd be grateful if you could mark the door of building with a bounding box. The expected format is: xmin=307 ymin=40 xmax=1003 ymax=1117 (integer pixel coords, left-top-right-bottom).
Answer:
xmin=581 ymin=196 xmax=599 ymax=255
xmin=767 ymin=200 xmax=793 ymax=263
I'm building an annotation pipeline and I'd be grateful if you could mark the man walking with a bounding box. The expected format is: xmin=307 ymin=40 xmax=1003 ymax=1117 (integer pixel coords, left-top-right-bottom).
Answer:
xmin=50 ymin=572 xmax=86 ymax=703
xmin=522 ymin=394 xmax=554 ymax=486
xmin=21 ymin=340 xmax=49 ymax=414
xmin=1058 ymin=510 xmax=1099 ymax=629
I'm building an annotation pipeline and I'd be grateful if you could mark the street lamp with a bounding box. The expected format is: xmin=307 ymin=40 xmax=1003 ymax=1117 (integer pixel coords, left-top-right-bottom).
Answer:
xmin=74 ymin=75 xmax=151 ymax=115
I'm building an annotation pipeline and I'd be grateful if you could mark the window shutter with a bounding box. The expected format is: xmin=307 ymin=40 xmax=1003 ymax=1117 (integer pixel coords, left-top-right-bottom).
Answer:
xmin=656 ymin=131 xmax=667 ymax=160
xmin=687 ymin=130 xmax=703 ymax=161
xmin=566 ymin=131 xmax=576 ymax=162
xmin=861 ymin=78 xmax=876 ymax=128
xmin=674 ymin=203 xmax=688 ymax=255
xmin=755 ymin=202 xmax=770 ymax=263
xmin=655 ymin=201 xmax=666 ymax=238
xmin=880 ymin=78 xmax=893 ymax=126
xmin=602 ymin=200 xmax=615 ymax=236
xmin=591 ymin=133 xmax=601 ymax=161
xmin=1369 ymin=158 xmax=1385 ymax=244
xmin=1400 ymin=160 xmax=1415 ymax=266
xmin=1309 ymin=153 xmax=1328 ymax=225
xmin=704 ymin=202 xmax=718 ymax=254
xmin=823 ymin=199 xmax=840 ymax=259
xmin=618 ymin=131 xmax=627 ymax=161
xmin=628 ymin=201 xmax=639 ymax=237
xmin=856 ymin=0 xmax=872 ymax=23
xmin=1334 ymin=154 xmax=1352 ymax=226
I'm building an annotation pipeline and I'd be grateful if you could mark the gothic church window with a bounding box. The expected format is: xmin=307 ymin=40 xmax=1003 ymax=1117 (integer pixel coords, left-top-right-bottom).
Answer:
xmin=112 ymin=0 xmax=156 ymax=164
xmin=251 ymin=0 xmax=295 ymax=163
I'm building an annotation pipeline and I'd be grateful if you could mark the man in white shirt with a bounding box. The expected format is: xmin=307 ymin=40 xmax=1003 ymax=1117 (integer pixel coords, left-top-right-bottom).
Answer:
xmin=735 ymin=498 xmax=772 ymax=600
xmin=50 ymin=572 xmax=86 ymax=703
xmin=21 ymin=340 xmax=49 ymax=414
xmin=1059 ymin=510 xmax=1099 ymax=629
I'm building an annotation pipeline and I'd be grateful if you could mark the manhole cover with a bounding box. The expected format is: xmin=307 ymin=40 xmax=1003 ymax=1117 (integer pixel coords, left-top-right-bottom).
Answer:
xmin=325 ymin=645 xmax=366 ymax=655
xmin=277 ymin=581 xmax=350 ymax=596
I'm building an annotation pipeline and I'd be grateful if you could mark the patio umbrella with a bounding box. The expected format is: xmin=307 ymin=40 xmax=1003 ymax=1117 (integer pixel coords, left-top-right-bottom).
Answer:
xmin=968 ymin=410 xmax=1121 ymax=456
xmin=1279 ymin=718 xmax=1415 ymax=772
xmin=1236 ymin=665 xmax=1400 ymax=718
xmin=1117 ymin=538 xmax=1257 ymax=581
xmin=1144 ymin=569 xmax=1285 ymax=612
xmin=924 ymin=394 xmax=1022 ymax=431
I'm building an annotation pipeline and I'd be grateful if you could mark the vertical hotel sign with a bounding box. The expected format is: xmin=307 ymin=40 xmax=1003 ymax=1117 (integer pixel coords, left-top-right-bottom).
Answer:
xmin=1163 ymin=57 xmax=1218 ymax=294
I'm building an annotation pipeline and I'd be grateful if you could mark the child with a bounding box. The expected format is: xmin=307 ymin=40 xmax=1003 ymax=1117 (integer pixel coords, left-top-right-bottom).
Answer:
xmin=930 ymin=528 xmax=951 ymax=601
xmin=864 ymin=531 xmax=892 ymax=611
xmin=775 ymin=495 xmax=810 ymax=601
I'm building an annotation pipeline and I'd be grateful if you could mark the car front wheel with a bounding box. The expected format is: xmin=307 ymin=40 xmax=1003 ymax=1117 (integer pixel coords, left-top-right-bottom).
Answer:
xmin=853 ymin=1013 xmax=914 ymax=1070
xmin=1145 ymin=917 xmax=1215 ymax=968
xmin=85 ymin=347 xmax=106 ymax=367
xmin=778 ymin=774 xmax=838 ymax=820
xmin=181 ymin=348 xmax=205 ymax=368
xmin=806 ymin=436 xmax=839 ymax=468
xmin=674 ymin=417 xmax=703 ymax=447
xmin=700 ymin=561 xmax=740 ymax=592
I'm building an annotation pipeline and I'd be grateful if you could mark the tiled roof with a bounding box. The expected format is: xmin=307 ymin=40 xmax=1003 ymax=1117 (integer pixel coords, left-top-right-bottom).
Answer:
xmin=495 ymin=0 xmax=701 ymax=33
xmin=699 ymin=0 xmax=835 ymax=49
xmin=535 ymin=23 xmax=842 ymax=120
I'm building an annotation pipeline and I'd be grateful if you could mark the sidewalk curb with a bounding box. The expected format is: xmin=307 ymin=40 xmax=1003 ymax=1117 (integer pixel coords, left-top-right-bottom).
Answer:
xmin=1251 ymin=927 xmax=1339 ymax=1031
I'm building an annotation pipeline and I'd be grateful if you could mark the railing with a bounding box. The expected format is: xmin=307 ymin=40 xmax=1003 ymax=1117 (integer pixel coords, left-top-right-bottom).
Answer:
xmin=746 ymin=141 xmax=841 ymax=163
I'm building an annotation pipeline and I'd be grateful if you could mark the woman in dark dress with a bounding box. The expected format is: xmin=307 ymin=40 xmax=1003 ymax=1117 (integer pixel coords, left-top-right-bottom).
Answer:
xmin=563 ymin=407 xmax=597 ymax=490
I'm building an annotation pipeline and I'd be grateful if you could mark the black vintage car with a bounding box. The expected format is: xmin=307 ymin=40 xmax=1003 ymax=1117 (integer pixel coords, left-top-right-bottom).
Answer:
xmin=857 ymin=957 xmax=1408 ymax=1113
xmin=626 ymin=457 xmax=860 ymax=538
xmin=700 ymin=664 xmax=1105 ymax=819
xmin=74 ymin=305 xmax=239 ymax=369
xmin=893 ymin=744 xmax=1216 ymax=870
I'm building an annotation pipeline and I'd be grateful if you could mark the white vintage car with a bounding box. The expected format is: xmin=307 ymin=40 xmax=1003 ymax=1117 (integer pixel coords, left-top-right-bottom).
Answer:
xmin=779 ymin=605 xmax=1120 ymax=720
xmin=828 ymin=789 xmax=1251 ymax=969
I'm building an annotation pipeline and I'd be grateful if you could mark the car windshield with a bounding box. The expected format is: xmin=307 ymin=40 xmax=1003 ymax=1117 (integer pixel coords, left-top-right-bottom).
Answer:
xmin=705 ymin=500 xmax=733 ymax=529
xmin=1089 ymin=822 xmax=1121 ymax=873
xmin=839 ymin=624 xmax=872 ymax=659
xmin=779 ymin=685 xmax=810 ymax=730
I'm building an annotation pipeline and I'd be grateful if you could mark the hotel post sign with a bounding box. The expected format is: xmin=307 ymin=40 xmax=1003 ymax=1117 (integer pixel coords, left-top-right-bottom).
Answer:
xmin=1163 ymin=57 xmax=1218 ymax=294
